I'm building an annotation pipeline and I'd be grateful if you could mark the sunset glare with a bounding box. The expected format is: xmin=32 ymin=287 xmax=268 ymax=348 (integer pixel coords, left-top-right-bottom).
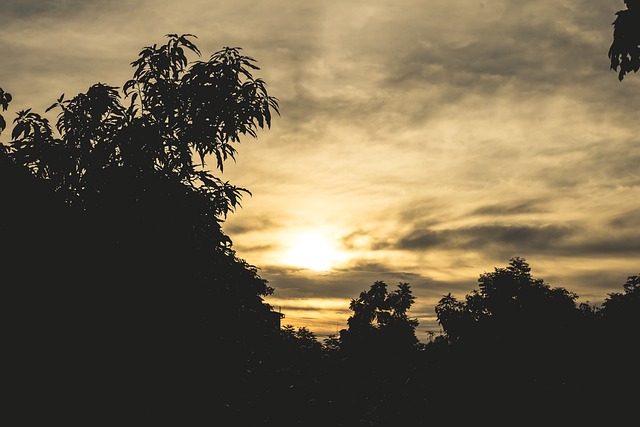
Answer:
xmin=281 ymin=230 xmax=349 ymax=271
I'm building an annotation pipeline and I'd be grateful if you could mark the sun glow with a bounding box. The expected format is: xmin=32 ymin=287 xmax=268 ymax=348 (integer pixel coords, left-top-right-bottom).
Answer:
xmin=281 ymin=230 xmax=349 ymax=271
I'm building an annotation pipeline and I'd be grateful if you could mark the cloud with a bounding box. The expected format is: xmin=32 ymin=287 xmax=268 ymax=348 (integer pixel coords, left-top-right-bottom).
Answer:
xmin=609 ymin=209 xmax=640 ymax=229
xmin=575 ymin=233 xmax=640 ymax=256
xmin=0 ymin=0 xmax=90 ymax=20
xmin=395 ymin=223 xmax=576 ymax=253
xmin=540 ymin=263 xmax=639 ymax=305
xmin=393 ymin=221 xmax=640 ymax=258
xmin=471 ymin=200 xmax=547 ymax=216
xmin=223 ymin=216 xmax=281 ymax=236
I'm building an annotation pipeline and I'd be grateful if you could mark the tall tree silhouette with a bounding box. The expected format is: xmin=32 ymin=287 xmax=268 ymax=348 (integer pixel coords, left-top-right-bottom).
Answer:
xmin=1 ymin=35 xmax=279 ymax=424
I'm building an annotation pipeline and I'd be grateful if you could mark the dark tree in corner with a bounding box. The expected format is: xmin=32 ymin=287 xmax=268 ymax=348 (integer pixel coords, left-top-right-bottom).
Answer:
xmin=1 ymin=34 xmax=279 ymax=424
xmin=609 ymin=0 xmax=640 ymax=80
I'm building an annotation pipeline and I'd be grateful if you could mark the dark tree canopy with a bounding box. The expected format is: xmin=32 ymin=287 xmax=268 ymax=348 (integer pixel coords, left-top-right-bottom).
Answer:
xmin=1 ymin=35 xmax=281 ymax=424
xmin=6 ymin=34 xmax=278 ymax=215
xmin=600 ymin=274 xmax=640 ymax=334
xmin=340 ymin=280 xmax=420 ymax=355
xmin=1 ymin=35 xmax=280 ymax=324
xmin=435 ymin=257 xmax=580 ymax=344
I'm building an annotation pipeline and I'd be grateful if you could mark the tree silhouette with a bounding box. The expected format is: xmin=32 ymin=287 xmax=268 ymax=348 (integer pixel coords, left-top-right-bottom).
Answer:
xmin=340 ymin=280 xmax=420 ymax=355
xmin=609 ymin=0 xmax=640 ymax=80
xmin=1 ymin=35 xmax=280 ymax=423
xmin=435 ymin=257 xmax=580 ymax=343
xmin=598 ymin=274 xmax=640 ymax=355
xmin=314 ymin=281 xmax=425 ymax=426
xmin=432 ymin=257 xmax=589 ymax=421
xmin=8 ymin=34 xmax=278 ymax=213
xmin=600 ymin=274 xmax=640 ymax=321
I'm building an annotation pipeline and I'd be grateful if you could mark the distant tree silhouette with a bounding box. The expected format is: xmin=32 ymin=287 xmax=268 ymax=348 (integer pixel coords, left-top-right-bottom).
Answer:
xmin=436 ymin=257 xmax=580 ymax=344
xmin=433 ymin=257 xmax=587 ymax=421
xmin=600 ymin=274 xmax=640 ymax=323
xmin=598 ymin=273 xmax=640 ymax=357
xmin=340 ymin=280 xmax=420 ymax=355
xmin=320 ymin=281 xmax=425 ymax=426
xmin=609 ymin=0 xmax=640 ymax=80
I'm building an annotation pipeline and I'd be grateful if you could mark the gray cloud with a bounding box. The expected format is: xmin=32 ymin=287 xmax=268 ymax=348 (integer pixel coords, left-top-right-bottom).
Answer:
xmin=575 ymin=234 xmax=640 ymax=256
xmin=533 ymin=138 xmax=640 ymax=190
xmin=224 ymin=216 xmax=281 ymax=236
xmin=543 ymin=267 xmax=639 ymax=305
xmin=0 ymin=0 xmax=89 ymax=21
xmin=396 ymin=223 xmax=576 ymax=254
xmin=471 ymin=200 xmax=547 ymax=216
xmin=394 ymin=222 xmax=640 ymax=259
xmin=262 ymin=262 xmax=432 ymax=301
xmin=609 ymin=209 xmax=640 ymax=229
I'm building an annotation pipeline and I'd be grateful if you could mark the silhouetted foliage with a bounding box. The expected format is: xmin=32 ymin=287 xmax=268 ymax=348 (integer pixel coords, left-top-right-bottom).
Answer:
xmin=340 ymin=280 xmax=420 ymax=355
xmin=601 ymin=274 xmax=640 ymax=322
xmin=0 ymin=87 xmax=10 ymax=137
xmin=598 ymin=273 xmax=640 ymax=353
xmin=8 ymin=34 xmax=278 ymax=213
xmin=609 ymin=0 xmax=640 ymax=80
xmin=432 ymin=258 xmax=596 ymax=421
xmin=1 ymin=35 xmax=280 ymax=423
xmin=436 ymin=257 xmax=581 ymax=344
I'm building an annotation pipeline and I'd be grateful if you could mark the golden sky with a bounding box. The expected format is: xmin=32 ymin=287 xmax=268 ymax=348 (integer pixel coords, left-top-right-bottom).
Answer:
xmin=1 ymin=0 xmax=638 ymax=340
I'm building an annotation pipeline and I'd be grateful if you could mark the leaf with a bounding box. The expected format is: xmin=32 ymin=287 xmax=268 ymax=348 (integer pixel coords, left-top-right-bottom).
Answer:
xmin=11 ymin=121 xmax=28 ymax=140
xmin=123 ymin=79 xmax=136 ymax=96
xmin=0 ymin=115 xmax=5 ymax=132
xmin=178 ymin=34 xmax=201 ymax=57
xmin=264 ymin=106 xmax=271 ymax=128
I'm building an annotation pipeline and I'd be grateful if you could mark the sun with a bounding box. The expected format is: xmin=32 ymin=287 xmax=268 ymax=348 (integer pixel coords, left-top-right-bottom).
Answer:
xmin=281 ymin=230 xmax=348 ymax=271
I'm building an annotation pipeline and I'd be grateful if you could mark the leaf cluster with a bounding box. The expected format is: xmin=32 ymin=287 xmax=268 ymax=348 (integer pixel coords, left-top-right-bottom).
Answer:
xmin=3 ymin=34 xmax=278 ymax=219
xmin=609 ymin=4 xmax=640 ymax=80
xmin=0 ymin=87 xmax=11 ymax=135
xmin=340 ymin=280 xmax=420 ymax=354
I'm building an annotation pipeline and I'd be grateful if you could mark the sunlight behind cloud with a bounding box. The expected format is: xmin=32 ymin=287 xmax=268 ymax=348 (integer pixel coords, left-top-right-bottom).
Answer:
xmin=281 ymin=229 xmax=350 ymax=271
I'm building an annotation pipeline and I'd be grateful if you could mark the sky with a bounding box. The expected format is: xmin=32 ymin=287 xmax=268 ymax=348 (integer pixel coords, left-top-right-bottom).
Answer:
xmin=1 ymin=0 xmax=638 ymax=341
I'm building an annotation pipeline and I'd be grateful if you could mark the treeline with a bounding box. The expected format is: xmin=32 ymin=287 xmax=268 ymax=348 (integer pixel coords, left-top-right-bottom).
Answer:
xmin=235 ymin=260 xmax=639 ymax=425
